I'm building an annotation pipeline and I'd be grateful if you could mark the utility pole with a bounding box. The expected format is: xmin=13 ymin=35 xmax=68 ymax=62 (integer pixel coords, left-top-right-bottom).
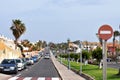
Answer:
xmin=79 ymin=41 xmax=83 ymax=75
xmin=118 ymin=25 xmax=120 ymax=75
xmin=67 ymin=38 xmax=70 ymax=70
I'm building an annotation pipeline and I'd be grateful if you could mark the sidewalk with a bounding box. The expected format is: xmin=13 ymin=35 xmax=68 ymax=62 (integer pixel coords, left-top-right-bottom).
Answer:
xmin=0 ymin=73 xmax=11 ymax=80
xmin=51 ymin=56 xmax=86 ymax=80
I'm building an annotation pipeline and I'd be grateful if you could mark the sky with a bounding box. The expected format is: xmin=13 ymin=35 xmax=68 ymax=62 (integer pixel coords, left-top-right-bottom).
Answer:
xmin=0 ymin=0 xmax=120 ymax=43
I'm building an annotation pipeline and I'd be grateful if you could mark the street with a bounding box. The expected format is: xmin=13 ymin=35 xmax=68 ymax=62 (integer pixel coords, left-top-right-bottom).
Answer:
xmin=8 ymin=58 xmax=60 ymax=80
xmin=107 ymin=62 xmax=120 ymax=69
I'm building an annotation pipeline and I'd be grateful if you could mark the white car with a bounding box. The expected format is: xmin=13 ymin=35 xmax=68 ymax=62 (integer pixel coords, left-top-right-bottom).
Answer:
xmin=44 ymin=53 xmax=50 ymax=59
xmin=26 ymin=58 xmax=34 ymax=65
xmin=15 ymin=59 xmax=24 ymax=70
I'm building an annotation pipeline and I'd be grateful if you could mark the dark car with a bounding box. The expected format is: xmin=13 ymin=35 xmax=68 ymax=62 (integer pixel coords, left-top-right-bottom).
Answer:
xmin=0 ymin=59 xmax=18 ymax=74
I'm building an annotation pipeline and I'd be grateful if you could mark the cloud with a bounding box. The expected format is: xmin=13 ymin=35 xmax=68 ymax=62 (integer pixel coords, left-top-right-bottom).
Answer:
xmin=1 ymin=0 xmax=120 ymax=42
xmin=0 ymin=0 xmax=47 ymax=15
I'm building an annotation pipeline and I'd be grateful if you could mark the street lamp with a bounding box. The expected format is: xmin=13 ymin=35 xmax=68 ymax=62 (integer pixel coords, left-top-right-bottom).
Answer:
xmin=60 ymin=44 xmax=63 ymax=64
xmin=67 ymin=38 xmax=70 ymax=70
xmin=79 ymin=41 xmax=83 ymax=75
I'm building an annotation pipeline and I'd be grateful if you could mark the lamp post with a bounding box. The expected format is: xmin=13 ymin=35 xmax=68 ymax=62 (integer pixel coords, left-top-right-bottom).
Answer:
xmin=60 ymin=44 xmax=63 ymax=64
xmin=67 ymin=38 xmax=70 ymax=70
xmin=117 ymin=25 xmax=120 ymax=75
xmin=118 ymin=27 xmax=120 ymax=74
xmin=79 ymin=41 xmax=83 ymax=75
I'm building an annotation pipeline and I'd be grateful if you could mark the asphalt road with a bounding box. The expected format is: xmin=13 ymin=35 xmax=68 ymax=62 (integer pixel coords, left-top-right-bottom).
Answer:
xmin=18 ymin=58 xmax=60 ymax=77
xmin=107 ymin=62 xmax=120 ymax=69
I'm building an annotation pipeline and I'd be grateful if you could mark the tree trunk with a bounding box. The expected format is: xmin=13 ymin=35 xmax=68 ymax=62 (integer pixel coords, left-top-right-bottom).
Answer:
xmin=113 ymin=38 xmax=115 ymax=60
xmin=117 ymin=68 xmax=120 ymax=75
xmin=14 ymin=40 xmax=17 ymax=49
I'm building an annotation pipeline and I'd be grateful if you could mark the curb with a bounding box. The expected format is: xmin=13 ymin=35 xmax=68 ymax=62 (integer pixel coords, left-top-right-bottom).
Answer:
xmin=70 ymin=68 xmax=95 ymax=80
xmin=58 ymin=61 xmax=95 ymax=80
xmin=51 ymin=57 xmax=63 ymax=80
xmin=81 ymin=73 xmax=95 ymax=80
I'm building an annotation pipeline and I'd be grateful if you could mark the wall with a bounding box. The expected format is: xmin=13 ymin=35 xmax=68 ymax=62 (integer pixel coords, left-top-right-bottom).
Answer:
xmin=0 ymin=36 xmax=22 ymax=63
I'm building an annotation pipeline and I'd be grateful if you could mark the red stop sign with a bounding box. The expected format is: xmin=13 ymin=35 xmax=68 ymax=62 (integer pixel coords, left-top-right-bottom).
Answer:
xmin=98 ymin=24 xmax=113 ymax=40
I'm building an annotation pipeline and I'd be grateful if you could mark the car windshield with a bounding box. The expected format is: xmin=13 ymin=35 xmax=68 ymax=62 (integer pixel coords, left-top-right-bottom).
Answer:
xmin=16 ymin=59 xmax=21 ymax=63
xmin=25 ymin=58 xmax=29 ymax=60
xmin=1 ymin=59 xmax=15 ymax=64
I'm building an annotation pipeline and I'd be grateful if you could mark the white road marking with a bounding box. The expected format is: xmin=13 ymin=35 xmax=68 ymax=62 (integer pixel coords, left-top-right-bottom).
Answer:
xmin=16 ymin=73 xmax=21 ymax=77
xmin=52 ymin=77 xmax=60 ymax=80
xmin=8 ymin=77 xmax=60 ymax=80
xmin=23 ymin=77 xmax=32 ymax=80
xmin=37 ymin=77 xmax=45 ymax=80
xmin=8 ymin=76 xmax=19 ymax=80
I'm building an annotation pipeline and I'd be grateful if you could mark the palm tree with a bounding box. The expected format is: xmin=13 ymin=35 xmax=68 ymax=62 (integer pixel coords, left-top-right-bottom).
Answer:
xmin=67 ymin=38 xmax=70 ymax=49
xmin=36 ymin=40 xmax=42 ymax=50
xmin=42 ymin=41 xmax=47 ymax=48
xmin=21 ymin=39 xmax=30 ymax=47
xmin=113 ymin=30 xmax=120 ymax=60
xmin=10 ymin=19 xmax=26 ymax=49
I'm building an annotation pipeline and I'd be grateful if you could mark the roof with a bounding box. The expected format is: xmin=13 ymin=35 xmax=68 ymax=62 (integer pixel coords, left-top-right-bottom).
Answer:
xmin=107 ymin=43 xmax=119 ymax=47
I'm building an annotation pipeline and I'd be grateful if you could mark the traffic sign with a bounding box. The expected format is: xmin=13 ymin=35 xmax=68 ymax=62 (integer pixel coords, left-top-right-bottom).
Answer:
xmin=98 ymin=24 xmax=113 ymax=80
xmin=98 ymin=24 xmax=113 ymax=40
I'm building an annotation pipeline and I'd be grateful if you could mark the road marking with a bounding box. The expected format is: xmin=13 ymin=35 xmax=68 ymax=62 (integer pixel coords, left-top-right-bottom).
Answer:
xmin=8 ymin=77 xmax=60 ymax=80
xmin=52 ymin=77 xmax=60 ymax=80
xmin=25 ymin=69 xmax=29 ymax=71
xmin=37 ymin=77 xmax=45 ymax=80
xmin=23 ymin=77 xmax=32 ymax=80
xmin=8 ymin=76 xmax=19 ymax=80
xmin=16 ymin=73 xmax=21 ymax=77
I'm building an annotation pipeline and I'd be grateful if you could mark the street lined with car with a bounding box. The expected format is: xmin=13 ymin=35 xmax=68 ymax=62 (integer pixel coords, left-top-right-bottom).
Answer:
xmin=0 ymin=51 xmax=61 ymax=80
xmin=0 ymin=51 xmax=43 ymax=75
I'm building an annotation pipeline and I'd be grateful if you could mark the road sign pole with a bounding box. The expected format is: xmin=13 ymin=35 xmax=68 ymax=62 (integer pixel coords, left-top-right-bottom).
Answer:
xmin=102 ymin=40 xmax=107 ymax=80
xmin=98 ymin=24 xmax=113 ymax=80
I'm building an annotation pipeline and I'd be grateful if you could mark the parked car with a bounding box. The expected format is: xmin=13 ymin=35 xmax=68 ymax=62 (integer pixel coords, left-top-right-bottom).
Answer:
xmin=107 ymin=58 xmax=112 ymax=62
xmin=26 ymin=58 xmax=34 ymax=65
xmin=21 ymin=58 xmax=27 ymax=69
xmin=39 ymin=52 xmax=43 ymax=57
xmin=31 ymin=56 xmax=38 ymax=62
xmin=35 ymin=55 xmax=41 ymax=60
xmin=15 ymin=59 xmax=24 ymax=70
xmin=0 ymin=59 xmax=18 ymax=74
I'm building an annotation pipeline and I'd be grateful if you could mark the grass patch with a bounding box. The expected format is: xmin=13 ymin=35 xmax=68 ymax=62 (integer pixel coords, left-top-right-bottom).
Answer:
xmin=59 ymin=58 xmax=120 ymax=80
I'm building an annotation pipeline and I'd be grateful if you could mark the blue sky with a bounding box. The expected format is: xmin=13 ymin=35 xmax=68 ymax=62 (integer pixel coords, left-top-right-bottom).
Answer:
xmin=0 ymin=0 xmax=120 ymax=43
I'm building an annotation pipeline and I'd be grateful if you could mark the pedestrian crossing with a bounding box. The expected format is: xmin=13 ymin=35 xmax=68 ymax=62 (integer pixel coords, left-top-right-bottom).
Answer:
xmin=8 ymin=77 xmax=61 ymax=80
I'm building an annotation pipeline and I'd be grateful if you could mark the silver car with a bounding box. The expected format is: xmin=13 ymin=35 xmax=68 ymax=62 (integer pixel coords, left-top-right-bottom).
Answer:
xmin=15 ymin=59 xmax=24 ymax=70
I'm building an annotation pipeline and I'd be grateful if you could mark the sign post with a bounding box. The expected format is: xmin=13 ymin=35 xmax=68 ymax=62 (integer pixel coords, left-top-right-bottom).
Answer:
xmin=98 ymin=24 xmax=113 ymax=80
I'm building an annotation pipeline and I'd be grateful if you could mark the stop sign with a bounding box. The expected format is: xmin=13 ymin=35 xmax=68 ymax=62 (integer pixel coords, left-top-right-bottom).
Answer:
xmin=98 ymin=24 xmax=113 ymax=40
